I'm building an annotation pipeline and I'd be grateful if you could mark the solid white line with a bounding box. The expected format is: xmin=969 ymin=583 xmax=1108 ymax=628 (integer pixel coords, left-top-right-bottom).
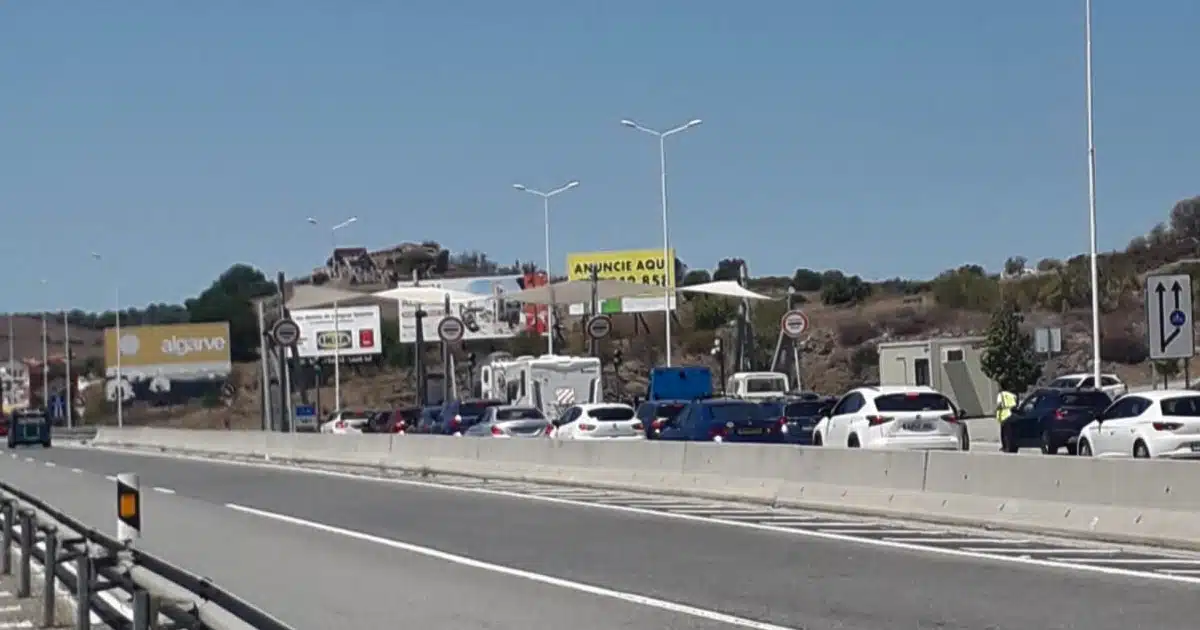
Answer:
xmin=80 ymin=446 xmax=1200 ymax=586
xmin=43 ymin=462 xmax=55 ymax=468
xmin=1052 ymin=558 xmax=1200 ymax=565
xmin=71 ymin=468 xmax=82 ymax=474
xmin=817 ymin=529 xmax=935 ymax=536
xmin=152 ymin=487 xmax=176 ymax=495
xmin=104 ymin=475 xmax=116 ymax=482
xmin=884 ymin=537 xmax=1030 ymax=545
xmin=962 ymin=548 xmax=1120 ymax=555
xmin=796 ymin=521 xmax=880 ymax=528
xmin=1161 ymin=569 xmax=1200 ymax=575
xmin=751 ymin=514 xmax=819 ymax=521
xmin=226 ymin=503 xmax=798 ymax=630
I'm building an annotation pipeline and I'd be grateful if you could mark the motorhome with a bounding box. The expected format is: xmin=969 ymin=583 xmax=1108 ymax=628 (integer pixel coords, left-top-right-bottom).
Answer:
xmin=727 ymin=371 xmax=790 ymax=400
xmin=478 ymin=355 xmax=603 ymax=419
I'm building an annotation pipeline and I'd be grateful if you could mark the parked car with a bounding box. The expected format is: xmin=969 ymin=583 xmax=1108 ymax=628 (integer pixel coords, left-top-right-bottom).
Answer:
xmin=464 ymin=406 xmax=551 ymax=438
xmin=318 ymin=409 xmax=375 ymax=434
xmin=362 ymin=406 xmax=423 ymax=434
xmin=1077 ymin=389 xmax=1200 ymax=459
xmin=759 ymin=395 xmax=836 ymax=445
xmin=812 ymin=386 xmax=965 ymax=450
xmin=1046 ymin=373 xmax=1127 ymax=399
xmin=412 ymin=406 xmax=444 ymax=434
xmin=437 ymin=399 xmax=505 ymax=435
xmin=657 ymin=398 xmax=783 ymax=443
xmin=634 ymin=400 xmax=689 ymax=439
xmin=1000 ymin=388 xmax=1111 ymax=454
xmin=552 ymin=403 xmax=644 ymax=440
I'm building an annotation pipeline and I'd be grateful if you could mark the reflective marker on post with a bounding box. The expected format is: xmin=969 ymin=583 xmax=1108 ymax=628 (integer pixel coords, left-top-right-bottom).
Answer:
xmin=116 ymin=472 xmax=141 ymax=544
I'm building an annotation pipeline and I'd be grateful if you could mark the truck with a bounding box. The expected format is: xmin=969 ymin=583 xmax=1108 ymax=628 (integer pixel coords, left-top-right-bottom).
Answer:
xmin=647 ymin=366 xmax=713 ymax=401
xmin=478 ymin=354 xmax=603 ymax=420
xmin=726 ymin=371 xmax=790 ymax=400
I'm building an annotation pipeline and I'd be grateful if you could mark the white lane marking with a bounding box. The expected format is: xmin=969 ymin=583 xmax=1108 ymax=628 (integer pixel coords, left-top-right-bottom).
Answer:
xmin=1052 ymin=558 xmax=1200 ymax=565
xmin=80 ymin=446 xmax=1200 ymax=586
xmin=751 ymin=515 xmax=819 ymax=522
xmin=104 ymin=475 xmax=116 ymax=482
xmin=43 ymin=462 xmax=55 ymax=468
xmin=962 ymin=548 xmax=1120 ymax=555
xmin=152 ymin=487 xmax=176 ymax=495
xmin=817 ymin=529 xmax=935 ymax=536
xmin=227 ymin=503 xmax=798 ymax=630
xmin=885 ymin=537 xmax=1030 ymax=545
xmin=753 ymin=520 xmax=832 ymax=527
xmin=0 ymin=591 xmax=10 ymax=597
xmin=71 ymin=468 xmax=82 ymax=474
xmin=0 ymin=604 xmax=21 ymax=612
xmin=1162 ymin=569 xmax=1200 ymax=575
xmin=0 ymin=621 xmax=34 ymax=628
xmin=22 ymin=458 xmax=33 ymax=463
xmin=794 ymin=521 xmax=880 ymax=528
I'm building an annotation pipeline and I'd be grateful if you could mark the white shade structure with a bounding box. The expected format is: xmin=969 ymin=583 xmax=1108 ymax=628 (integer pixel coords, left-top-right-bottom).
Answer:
xmin=502 ymin=279 xmax=661 ymax=306
xmin=677 ymin=280 xmax=774 ymax=301
xmin=371 ymin=286 xmax=486 ymax=304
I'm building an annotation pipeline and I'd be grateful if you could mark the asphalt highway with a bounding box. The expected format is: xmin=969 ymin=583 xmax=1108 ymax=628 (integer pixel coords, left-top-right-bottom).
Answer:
xmin=5 ymin=446 xmax=1200 ymax=630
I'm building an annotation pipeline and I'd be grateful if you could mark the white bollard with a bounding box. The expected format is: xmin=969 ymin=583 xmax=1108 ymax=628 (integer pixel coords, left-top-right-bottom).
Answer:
xmin=116 ymin=472 xmax=141 ymax=544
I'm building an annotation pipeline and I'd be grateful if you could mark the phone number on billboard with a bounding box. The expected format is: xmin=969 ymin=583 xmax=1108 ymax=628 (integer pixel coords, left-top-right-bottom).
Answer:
xmin=612 ymin=274 xmax=668 ymax=286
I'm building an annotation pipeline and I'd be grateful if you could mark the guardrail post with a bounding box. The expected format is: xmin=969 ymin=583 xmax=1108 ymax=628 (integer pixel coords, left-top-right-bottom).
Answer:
xmin=0 ymin=498 xmax=12 ymax=575
xmin=40 ymin=525 xmax=56 ymax=628
xmin=131 ymin=589 xmax=150 ymax=630
xmin=17 ymin=508 xmax=33 ymax=598
xmin=74 ymin=553 xmax=91 ymax=630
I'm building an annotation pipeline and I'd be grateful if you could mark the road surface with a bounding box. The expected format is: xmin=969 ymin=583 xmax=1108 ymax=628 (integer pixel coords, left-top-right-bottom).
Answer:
xmin=2 ymin=445 xmax=1198 ymax=629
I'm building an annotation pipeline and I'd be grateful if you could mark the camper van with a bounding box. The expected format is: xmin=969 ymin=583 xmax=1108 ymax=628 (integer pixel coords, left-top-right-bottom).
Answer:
xmin=479 ymin=355 xmax=603 ymax=419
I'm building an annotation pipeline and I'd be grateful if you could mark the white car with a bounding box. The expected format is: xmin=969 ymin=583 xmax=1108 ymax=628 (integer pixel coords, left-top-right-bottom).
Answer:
xmin=1077 ymin=389 xmax=1200 ymax=459
xmin=812 ymin=385 xmax=964 ymax=450
xmin=318 ymin=409 xmax=372 ymax=435
xmin=552 ymin=403 xmax=645 ymax=440
xmin=1047 ymin=373 xmax=1127 ymax=399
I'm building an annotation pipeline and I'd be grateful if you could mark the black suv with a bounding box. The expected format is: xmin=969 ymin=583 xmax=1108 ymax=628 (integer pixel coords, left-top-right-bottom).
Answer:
xmin=1001 ymin=388 xmax=1112 ymax=454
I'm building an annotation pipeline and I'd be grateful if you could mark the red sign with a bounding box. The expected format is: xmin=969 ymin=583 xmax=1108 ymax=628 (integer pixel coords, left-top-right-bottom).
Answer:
xmin=358 ymin=329 xmax=376 ymax=348
xmin=522 ymin=271 xmax=549 ymax=334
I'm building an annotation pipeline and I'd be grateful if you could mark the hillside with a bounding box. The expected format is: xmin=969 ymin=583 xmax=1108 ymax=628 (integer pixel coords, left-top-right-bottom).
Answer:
xmin=7 ymin=195 xmax=1200 ymax=427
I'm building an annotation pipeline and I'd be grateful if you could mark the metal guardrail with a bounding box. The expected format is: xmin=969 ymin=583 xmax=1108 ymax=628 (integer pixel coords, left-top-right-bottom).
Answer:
xmin=0 ymin=480 xmax=295 ymax=630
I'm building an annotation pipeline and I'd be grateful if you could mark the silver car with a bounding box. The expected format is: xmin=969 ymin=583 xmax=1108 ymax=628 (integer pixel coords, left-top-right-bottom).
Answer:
xmin=464 ymin=405 xmax=550 ymax=438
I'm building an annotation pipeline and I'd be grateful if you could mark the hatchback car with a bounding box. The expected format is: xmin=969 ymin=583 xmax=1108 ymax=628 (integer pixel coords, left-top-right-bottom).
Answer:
xmin=657 ymin=398 xmax=784 ymax=443
xmin=464 ymin=406 xmax=551 ymax=438
xmin=812 ymin=386 xmax=965 ymax=450
xmin=552 ymin=403 xmax=644 ymax=440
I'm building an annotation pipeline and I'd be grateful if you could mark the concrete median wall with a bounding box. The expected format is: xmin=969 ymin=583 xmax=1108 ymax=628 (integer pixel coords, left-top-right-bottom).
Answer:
xmin=92 ymin=428 xmax=1200 ymax=548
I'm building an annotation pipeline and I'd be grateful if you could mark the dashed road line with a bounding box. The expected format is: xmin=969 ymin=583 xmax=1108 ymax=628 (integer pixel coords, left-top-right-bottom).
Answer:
xmin=152 ymin=487 xmax=176 ymax=495
xmin=42 ymin=462 xmax=54 ymax=468
xmin=962 ymin=547 xmax=1120 ymax=555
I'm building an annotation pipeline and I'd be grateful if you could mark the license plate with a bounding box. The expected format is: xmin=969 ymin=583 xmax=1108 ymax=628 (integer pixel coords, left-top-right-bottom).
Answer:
xmin=904 ymin=421 xmax=935 ymax=431
xmin=737 ymin=428 xmax=763 ymax=436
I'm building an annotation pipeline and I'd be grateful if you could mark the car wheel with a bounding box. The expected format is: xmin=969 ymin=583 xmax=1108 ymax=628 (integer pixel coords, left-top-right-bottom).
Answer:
xmin=1065 ymin=443 xmax=1078 ymax=456
xmin=1040 ymin=432 xmax=1058 ymax=455
xmin=847 ymin=435 xmax=861 ymax=448
xmin=959 ymin=425 xmax=971 ymax=451
xmin=812 ymin=433 xmax=824 ymax=447
xmin=1078 ymin=439 xmax=1093 ymax=457
xmin=1133 ymin=440 xmax=1151 ymax=459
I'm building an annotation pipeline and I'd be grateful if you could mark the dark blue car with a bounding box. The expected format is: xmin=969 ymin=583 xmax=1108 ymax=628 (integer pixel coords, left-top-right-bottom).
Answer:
xmin=437 ymin=399 xmax=504 ymax=435
xmin=658 ymin=398 xmax=784 ymax=443
xmin=759 ymin=396 xmax=835 ymax=445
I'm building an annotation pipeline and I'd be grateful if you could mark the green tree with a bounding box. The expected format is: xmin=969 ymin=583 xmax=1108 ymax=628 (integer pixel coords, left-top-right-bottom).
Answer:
xmin=712 ymin=258 xmax=744 ymax=282
xmin=1155 ymin=359 xmax=1181 ymax=380
xmin=820 ymin=272 xmax=871 ymax=306
xmin=980 ymin=304 xmax=1042 ymax=393
xmin=790 ymin=268 xmax=822 ymax=291
xmin=682 ymin=269 xmax=711 ymax=287
xmin=185 ymin=264 xmax=276 ymax=361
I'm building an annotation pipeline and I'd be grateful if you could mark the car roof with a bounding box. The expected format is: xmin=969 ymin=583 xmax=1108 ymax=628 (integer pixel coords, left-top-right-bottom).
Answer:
xmin=1118 ymin=389 xmax=1198 ymax=402
xmin=850 ymin=385 xmax=940 ymax=396
xmin=575 ymin=403 xmax=634 ymax=411
xmin=1054 ymin=373 xmax=1120 ymax=380
xmin=493 ymin=405 xmax=541 ymax=412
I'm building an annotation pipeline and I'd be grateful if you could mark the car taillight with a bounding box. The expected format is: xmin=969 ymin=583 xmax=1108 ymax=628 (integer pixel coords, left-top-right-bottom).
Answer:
xmin=652 ymin=418 xmax=666 ymax=429
xmin=1054 ymin=408 xmax=1070 ymax=421
xmin=491 ymin=425 xmax=503 ymax=436
xmin=940 ymin=413 xmax=958 ymax=423
xmin=578 ymin=423 xmax=596 ymax=431
xmin=866 ymin=415 xmax=891 ymax=426
xmin=708 ymin=425 xmax=726 ymax=439
xmin=450 ymin=414 xmax=462 ymax=427
xmin=1153 ymin=422 xmax=1183 ymax=431
xmin=631 ymin=422 xmax=643 ymax=431
xmin=335 ymin=420 xmax=345 ymax=429
xmin=544 ymin=423 xmax=554 ymax=436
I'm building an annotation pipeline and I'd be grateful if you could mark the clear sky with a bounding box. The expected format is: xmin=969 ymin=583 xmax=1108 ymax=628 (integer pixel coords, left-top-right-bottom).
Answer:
xmin=2 ymin=1 xmax=1196 ymax=313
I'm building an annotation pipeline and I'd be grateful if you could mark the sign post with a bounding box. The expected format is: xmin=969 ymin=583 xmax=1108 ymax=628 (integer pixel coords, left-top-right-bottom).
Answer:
xmin=1146 ymin=273 xmax=1195 ymax=363
xmin=116 ymin=473 xmax=141 ymax=544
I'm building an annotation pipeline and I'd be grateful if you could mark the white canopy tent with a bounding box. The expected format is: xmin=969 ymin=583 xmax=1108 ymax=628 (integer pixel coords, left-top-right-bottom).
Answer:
xmin=501 ymin=279 xmax=662 ymax=306
xmin=677 ymin=280 xmax=775 ymax=301
xmin=371 ymin=286 xmax=486 ymax=304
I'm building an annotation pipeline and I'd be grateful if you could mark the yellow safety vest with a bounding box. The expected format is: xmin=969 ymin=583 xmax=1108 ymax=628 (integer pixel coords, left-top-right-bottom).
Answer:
xmin=996 ymin=391 xmax=1017 ymax=423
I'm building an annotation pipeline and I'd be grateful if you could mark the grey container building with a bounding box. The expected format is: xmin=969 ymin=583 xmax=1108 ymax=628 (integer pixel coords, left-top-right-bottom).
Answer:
xmin=877 ymin=337 xmax=996 ymax=419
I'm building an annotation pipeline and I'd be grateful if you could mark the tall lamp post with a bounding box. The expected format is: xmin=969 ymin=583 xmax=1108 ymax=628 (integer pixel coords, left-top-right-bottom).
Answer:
xmin=619 ymin=118 xmax=702 ymax=367
xmin=39 ymin=279 xmax=48 ymax=410
xmin=1083 ymin=0 xmax=1101 ymax=387
xmin=512 ymin=180 xmax=580 ymax=354
xmin=306 ymin=216 xmax=358 ymax=411
xmin=90 ymin=252 xmax=123 ymax=428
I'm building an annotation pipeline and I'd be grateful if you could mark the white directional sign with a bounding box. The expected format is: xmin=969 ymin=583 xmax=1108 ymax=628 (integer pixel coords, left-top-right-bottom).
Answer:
xmin=1145 ymin=273 xmax=1194 ymax=361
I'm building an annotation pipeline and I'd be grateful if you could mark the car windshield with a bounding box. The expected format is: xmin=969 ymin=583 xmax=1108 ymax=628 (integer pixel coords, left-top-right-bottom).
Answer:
xmin=589 ymin=406 xmax=635 ymax=421
xmin=784 ymin=401 xmax=828 ymax=417
xmin=1051 ymin=378 xmax=1083 ymax=388
xmin=497 ymin=408 xmax=544 ymax=421
xmin=1160 ymin=396 xmax=1200 ymax=416
xmin=759 ymin=402 xmax=785 ymax=415
xmin=874 ymin=393 xmax=952 ymax=412
xmin=459 ymin=401 xmax=502 ymax=418
xmin=746 ymin=378 xmax=786 ymax=393
xmin=709 ymin=403 xmax=765 ymax=423
xmin=1058 ymin=391 xmax=1111 ymax=409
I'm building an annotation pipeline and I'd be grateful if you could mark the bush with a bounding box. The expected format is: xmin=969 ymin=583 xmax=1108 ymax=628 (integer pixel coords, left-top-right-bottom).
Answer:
xmin=1099 ymin=329 xmax=1148 ymax=364
xmin=848 ymin=346 xmax=879 ymax=382
xmin=837 ymin=319 xmax=879 ymax=346
xmin=821 ymin=273 xmax=872 ymax=306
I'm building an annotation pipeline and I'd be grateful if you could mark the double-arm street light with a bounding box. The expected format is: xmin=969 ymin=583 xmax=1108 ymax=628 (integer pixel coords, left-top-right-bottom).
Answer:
xmin=619 ymin=118 xmax=702 ymax=367
xmin=512 ymin=180 xmax=580 ymax=354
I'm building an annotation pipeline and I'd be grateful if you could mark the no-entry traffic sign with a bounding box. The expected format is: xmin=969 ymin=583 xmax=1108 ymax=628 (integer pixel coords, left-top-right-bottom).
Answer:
xmin=586 ymin=314 xmax=612 ymax=340
xmin=438 ymin=316 xmax=465 ymax=343
xmin=781 ymin=310 xmax=810 ymax=339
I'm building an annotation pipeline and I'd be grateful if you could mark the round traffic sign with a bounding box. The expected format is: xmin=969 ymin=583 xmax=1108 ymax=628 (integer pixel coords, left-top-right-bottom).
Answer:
xmin=270 ymin=318 xmax=301 ymax=347
xmin=1171 ymin=310 xmax=1187 ymax=327
xmin=781 ymin=309 xmax=810 ymax=339
xmin=586 ymin=314 xmax=612 ymax=340
xmin=438 ymin=316 xmax=465 ymax=343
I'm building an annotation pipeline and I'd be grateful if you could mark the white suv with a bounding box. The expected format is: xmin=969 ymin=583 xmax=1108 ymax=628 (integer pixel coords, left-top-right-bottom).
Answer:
xmin=812 ymin=386 xmax=964 ymax=450
xmin=1047 ymin=373 xmax=1127 ymax=399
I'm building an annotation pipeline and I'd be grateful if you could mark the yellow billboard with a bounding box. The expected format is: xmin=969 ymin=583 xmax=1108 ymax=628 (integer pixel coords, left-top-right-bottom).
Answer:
xmin=565 ymin=248 xmax=676 ymax=287
xmin=104 ymin=322 xmax=232 ymax=377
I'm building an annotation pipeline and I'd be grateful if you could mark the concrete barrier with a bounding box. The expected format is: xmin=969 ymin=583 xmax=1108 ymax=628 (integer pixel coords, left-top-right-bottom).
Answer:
xmin=92 ymin=428 xmax=1200 ymax=548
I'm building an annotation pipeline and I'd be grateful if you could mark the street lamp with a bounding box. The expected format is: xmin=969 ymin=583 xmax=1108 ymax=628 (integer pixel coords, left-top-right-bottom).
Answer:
xmin=512 ymin=180 xmax=580 ymax=354
xmin=90 ymin=252 xmax=123 ymax=428
xmin=307 ymin=216 xmax=358 ymax=411
xmin=620 ymin=117 xmax=702 ymax=367
xmin=1083 ymin=0 xmax=1101 ymax=387
xmin=39 ymin=279 xmax=48 ymax=411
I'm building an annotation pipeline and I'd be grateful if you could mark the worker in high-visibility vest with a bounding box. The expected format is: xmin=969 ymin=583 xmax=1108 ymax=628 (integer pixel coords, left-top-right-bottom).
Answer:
xmin=996 ymin=389 xmax=1018 ymax=452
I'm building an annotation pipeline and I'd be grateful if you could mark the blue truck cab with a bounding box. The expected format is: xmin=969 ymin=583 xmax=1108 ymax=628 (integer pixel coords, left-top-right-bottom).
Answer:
xmin=7 ymin=408 xmax=51 ymax=449
xmin=647 ymin=366 xmax=713 ymax=402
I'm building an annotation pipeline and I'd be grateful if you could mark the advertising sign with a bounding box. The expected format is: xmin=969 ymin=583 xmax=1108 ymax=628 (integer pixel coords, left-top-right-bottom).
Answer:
xmin=394 ymin=275 xmax=535 ymax=344
xmin=565 ymin=248 xmax=677 ymax=315
xmin=291 ymin=306 xmax=382 ymax=360
xmin=103 ymin=323 xmax=232 ymax=378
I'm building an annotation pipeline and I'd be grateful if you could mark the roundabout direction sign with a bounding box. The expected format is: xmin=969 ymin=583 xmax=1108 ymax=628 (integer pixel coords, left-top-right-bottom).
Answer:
xmin=438 ymin=316 xmax=465 ymax=343
xmin=270 ymin=318 xmax=301 ymax=347
xmin=586 ymin=314 xmax=613 ymax=340
xmin=781 ymin=309 xmax=810 ymax=339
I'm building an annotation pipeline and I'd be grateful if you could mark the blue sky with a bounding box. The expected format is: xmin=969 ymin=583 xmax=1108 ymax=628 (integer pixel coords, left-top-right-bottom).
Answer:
xmin=2 ymin=1 xmax=1197 ymax=313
